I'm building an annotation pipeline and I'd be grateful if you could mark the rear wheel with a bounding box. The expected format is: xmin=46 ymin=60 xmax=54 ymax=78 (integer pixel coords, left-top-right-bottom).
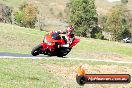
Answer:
xmin=57 ymin=48 xmax=71 ymax=57
xmin=57 ymin=50 xmax=65 ymax=57
xmin=31 ymin=44 xmax=42 ymax=56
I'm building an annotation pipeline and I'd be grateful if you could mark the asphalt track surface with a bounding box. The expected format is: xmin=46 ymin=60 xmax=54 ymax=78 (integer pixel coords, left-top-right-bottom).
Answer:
xmin=0 ymin=52 xmax=33 ymax=57
xmin=0 ymin=52 xmax=132 ymax=64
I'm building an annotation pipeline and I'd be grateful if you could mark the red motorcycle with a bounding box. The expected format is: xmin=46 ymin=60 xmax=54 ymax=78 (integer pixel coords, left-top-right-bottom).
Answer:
xmin=31 ymin=32 xmax=80 ymax=57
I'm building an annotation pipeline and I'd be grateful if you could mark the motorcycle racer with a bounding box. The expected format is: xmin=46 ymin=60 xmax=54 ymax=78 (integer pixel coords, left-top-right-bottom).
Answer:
xmin=51 ymin=25 xmax=75 ymax=47
xmin=31 ymin=25 xmax=80 ymax=57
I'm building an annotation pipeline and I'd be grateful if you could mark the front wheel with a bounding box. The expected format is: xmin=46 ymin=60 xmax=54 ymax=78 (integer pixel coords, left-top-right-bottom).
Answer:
xmin=31 ymin=44 xmax=42 ymax=56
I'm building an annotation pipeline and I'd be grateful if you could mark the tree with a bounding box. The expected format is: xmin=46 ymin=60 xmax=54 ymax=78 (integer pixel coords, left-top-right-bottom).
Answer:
xmin=98 ymin=15 xmax=107 ymax=29
xmin=14 ymin=3 xmax=38 ymax=28
xmin=66 ymin=0 xmax=98 ymax=37
xmin=22 ymin=4 xmax=38 ymax=28
xmin=104 ymin=5 xmax=131 ymax=41
xmin=121 ymin=0 xmax=128 ymax=4
xmin=14 ymin=10 xmax=24 ymax=26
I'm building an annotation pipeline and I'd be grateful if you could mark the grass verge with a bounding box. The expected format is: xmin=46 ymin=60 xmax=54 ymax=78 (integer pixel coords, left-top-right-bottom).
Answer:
xmin=0 ymin=58 xmax=132 ymax=88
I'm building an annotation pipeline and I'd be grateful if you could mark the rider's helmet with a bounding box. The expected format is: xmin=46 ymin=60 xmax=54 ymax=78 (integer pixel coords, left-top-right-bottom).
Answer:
xmin=66 ymin=25 xmax=74 ymax=36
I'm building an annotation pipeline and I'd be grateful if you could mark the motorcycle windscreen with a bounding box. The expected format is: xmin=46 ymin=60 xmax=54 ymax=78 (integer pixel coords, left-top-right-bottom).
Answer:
xmin=52 ymin=33 xmax=61 ymax=40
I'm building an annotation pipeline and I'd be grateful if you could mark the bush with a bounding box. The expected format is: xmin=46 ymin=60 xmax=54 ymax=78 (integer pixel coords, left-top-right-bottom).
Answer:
xmin=14 ymin=11 xmax=24 ymax=26
xmin=90 ymin=26 xmax=104 ymax=39
xmin=121 ymin=0 xmax=128 ymax=4
xmin=22 ymin=4 xmax=38 ymax=28
xmin=95 ymin=32 xmax=104 ymax=40
xmin=0 ymin=4 xmax=12 ymax=23
xmin=14 ymin=3 xmax=38 ymax=28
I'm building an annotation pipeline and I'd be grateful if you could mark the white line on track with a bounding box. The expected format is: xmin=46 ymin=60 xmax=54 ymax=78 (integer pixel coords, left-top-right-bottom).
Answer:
xmin=0 ymin=56 xmax=132 ymax=64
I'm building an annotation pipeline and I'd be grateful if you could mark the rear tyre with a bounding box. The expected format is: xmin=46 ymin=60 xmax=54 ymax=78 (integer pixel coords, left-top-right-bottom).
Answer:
xmin=57 ymin=48 xmax=66 ymax=57
xmin=57 ymin=48 xmax=71 ymax=57
xmin=31 ymin=44 xmax=42 ymax=56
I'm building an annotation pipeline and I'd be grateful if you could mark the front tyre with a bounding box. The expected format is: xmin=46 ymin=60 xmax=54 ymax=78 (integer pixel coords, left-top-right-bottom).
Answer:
xmin=31 ymin=44 xmax=42 ymax=56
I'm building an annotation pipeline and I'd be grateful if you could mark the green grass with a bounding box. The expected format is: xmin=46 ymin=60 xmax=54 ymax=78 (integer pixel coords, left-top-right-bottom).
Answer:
xmin=0 ymin=58 xmax=60 ymax=88
xmin=71 ymin=38 xmax=132 ymax=58
xmin=0 ymin=23 xmax=46 ymax=54
xmin=38 ymin=57 xmax=132 ymax=67
xmin=0 ymin=58 xmax=132 ymax=88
